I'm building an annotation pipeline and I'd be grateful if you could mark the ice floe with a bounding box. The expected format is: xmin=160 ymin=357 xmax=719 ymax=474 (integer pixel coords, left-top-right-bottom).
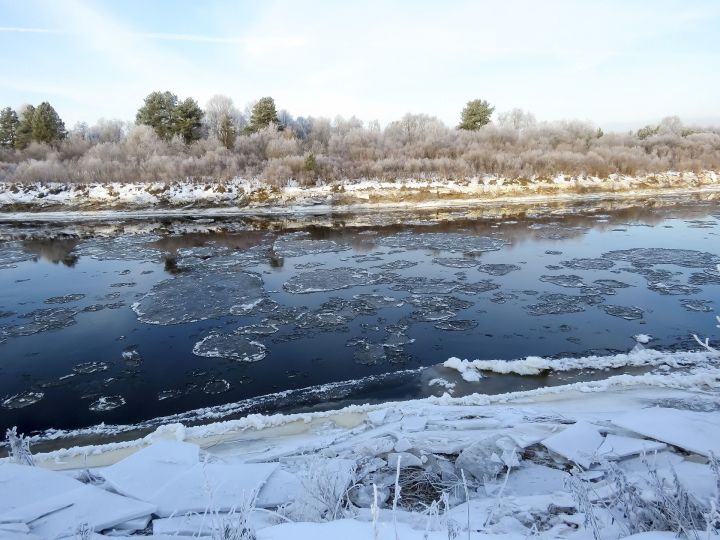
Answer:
xmin=132 ymin=270 xmax=264 ymax=324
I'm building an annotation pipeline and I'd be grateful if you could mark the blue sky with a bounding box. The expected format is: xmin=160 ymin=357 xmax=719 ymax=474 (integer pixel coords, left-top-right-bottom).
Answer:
xmin=1 ymin=0 xmax=719 ymax=130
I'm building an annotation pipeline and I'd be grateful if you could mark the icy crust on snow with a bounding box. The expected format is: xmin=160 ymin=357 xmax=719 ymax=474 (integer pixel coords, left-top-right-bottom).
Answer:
xmin=1 ymin=171 xmax=719 ymax=212
xmin=131 ymin=270 xmax=264 ymax=324
xmin=443 ymin=348 xmax=715 ymax=377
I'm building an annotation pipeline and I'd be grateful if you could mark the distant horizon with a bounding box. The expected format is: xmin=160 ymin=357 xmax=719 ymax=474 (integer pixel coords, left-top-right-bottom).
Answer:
xmin=1 ymin=0 xmax=719 ymax=131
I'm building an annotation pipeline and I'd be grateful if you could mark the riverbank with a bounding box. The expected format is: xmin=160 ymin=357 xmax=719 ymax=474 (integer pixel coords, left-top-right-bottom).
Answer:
xmin=1 ymin=171 xmax=718 ymax=214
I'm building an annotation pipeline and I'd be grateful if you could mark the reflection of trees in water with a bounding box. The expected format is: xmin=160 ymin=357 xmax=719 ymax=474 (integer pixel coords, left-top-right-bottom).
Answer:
xmin=22 ymin=239 xmax=78 ymax=266
xmin=148 ymin=231 xmax=268 ymax=253
xmin=8 ymin=192 xmax=718 ymax=265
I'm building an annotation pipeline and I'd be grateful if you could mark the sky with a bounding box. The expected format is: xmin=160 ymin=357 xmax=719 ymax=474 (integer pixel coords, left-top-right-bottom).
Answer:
xmin=1 ymin=0 xmax=719 ymax=131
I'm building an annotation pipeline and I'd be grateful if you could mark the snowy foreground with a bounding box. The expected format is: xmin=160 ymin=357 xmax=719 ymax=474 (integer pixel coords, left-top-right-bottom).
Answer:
xmin=1 ymin=171 xmax=719 ymax=213
xmin=2 ymin=348 xmax=720 ymax=539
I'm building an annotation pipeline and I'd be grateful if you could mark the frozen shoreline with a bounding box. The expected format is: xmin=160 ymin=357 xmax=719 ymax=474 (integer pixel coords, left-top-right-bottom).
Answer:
xmin=2 ymin=347 xmax=719 ymax=538
xmin=0 ymin=171 xmax=719 ymax=219
xmin=12 ymin=347 xmax=720 ymax=466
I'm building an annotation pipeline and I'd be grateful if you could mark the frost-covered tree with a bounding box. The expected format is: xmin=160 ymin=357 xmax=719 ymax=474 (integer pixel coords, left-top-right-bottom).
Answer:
xmin=31 ymin=102 xmax=66 ymax=144
xmin=204 ymin=94 xmax=243 ymax=142
xmin=87 ymin=119 xmax=127 ymax=143
xmin=136 ymin=91 xmax=179 ymax=141
xmin=0 ymin=107 xmax=19 ymax=148
xmin=15 ymin=105 xmax=36 ymax=149
xmin=458 ymin=99 xmax=495 ymax=130
xmin=497 ymin=108 xmax=536 ymax=131
xmin=246 ymin=97 xmax=282 ymax=133
xmin=173 ymin=97 xmax=204 ymax=144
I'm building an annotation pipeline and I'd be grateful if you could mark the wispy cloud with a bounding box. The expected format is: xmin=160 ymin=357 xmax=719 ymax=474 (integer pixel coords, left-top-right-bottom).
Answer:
xmin=0 ymin=26 xmax=62 ymax=33
xmin=1 ymin=0 xmax=718 ymax=128
xmin=0 ymin=25 xmax=303 ymax=50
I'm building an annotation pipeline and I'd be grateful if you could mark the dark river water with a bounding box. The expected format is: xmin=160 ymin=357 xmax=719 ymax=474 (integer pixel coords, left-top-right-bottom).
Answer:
xmin=1 ymin=194 xmax=719 ymax=437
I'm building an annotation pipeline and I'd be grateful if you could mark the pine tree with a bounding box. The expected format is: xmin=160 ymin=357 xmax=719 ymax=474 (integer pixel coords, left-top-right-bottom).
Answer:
xmin=0 ymin=107 xmax=19 ymax=148
xmin=173 ymin=97 xmax=204 ymax=144
xmin=15 ymin=105 xmax=35 ymax=149
xmin=304 ymin=152 xmax=316 ymax=172
xmin=31 ymin=102 xmax=66 ymax=144
xmin=216 ymin=113 xmax=237 ymax=149
xmin=136 ymin=91 xmax=179 ymax=141
xmin=245 ymin=97 xmax=282 ymax=134
xmin=458 ymin=99 xmax=495 ymax=130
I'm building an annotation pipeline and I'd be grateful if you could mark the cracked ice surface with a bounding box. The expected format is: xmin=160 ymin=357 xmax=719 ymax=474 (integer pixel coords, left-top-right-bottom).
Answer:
xmin=605 ymin=247 xmax=720 ymax=268
xmin=477 ymin=263 xmax=522 ymax=276
xmin=561 ymin=257 xmax=615 ymax=270
xmin=193 ymin=332 xmax=267 ymax=362
xmin=132 ymin=270 xmax=265 ymax=324
xmin=526 ymin=293 xmax=604 ymax=316
xmin=378 ymin=232 xmax=506 ymax=253
xmin=273 ymin=232 xmax=350 ymax=258
xmin=0 ymin=307 xmax=78 ymax=338
xmin=283 ymin=267 xmax=390 ymax=294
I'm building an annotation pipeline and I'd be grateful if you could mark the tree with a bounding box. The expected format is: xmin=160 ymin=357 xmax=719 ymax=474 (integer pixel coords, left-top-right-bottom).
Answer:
xmin=15 ymin=105 xmax=35 ymax=149
xmin=497 ymin=108 xmax=535 ymax=131
xmin=204 ymin=95 xmax=243 ymax=141
xmin=246 ymin=97 xmax=282 ymax=133
xmin=304 ymin=152 xmax=316 ymax=172
xmin=31 ymin=102 xmax=66 ymax=144
xmin=216 ymin=114 xmax=237 ymax=149
xmin=458 ymin=99 xmax=495 ymax=130
xmin=0 ymin=107 xmax=19 ymax=148
xmin=173 ymin=97 xmax=204 ymax=144
xmin=136 ymin=91 xmax=179 ymax=141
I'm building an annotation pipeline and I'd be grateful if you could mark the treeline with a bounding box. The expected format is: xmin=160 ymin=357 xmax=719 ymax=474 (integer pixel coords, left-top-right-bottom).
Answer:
xmin=0 ymin=92 xmax=719 ymax=185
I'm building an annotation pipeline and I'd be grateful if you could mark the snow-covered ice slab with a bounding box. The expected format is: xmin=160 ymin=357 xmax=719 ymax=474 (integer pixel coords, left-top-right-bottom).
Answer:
xmin=28 ymin=484 xmax=156 ymax=539
xmin=0 ymin=463 xmax=80 ymax=518
xmin=99 ymin=440 xmax=200 ymax=500
xmin=541 ymin=421 xmax=603 ymax=468
xmin=596 ymin=434 xmax=666 ymax=459
xmin=0 ymin=522 xmax=39 ymax=539
xmin=255 ymin=469 xmax=305 ymax=508
xmin=151 ymin=462 xmax=278 ymax=516
xmin=98 ymin=440 xmax=277 ymax=517
xmin=612 ymin=407 xmax=720 ymax=457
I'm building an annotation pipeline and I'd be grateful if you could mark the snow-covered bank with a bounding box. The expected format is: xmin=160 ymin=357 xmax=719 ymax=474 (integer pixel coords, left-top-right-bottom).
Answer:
xmin=2 ymin=348 xmax=720 ymax=538
xmin=443 ymin=348 xmax=713 ymax=379
xmin=1 ymin=171 xmax=719 ymax=214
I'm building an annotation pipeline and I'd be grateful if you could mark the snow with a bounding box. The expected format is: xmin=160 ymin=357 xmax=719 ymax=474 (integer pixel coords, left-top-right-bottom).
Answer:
xmin=442 ymin=348 xmax=713 ymax=377
xmin=2 ymin=172 xmax=719 ymax=216
xmin=596 ymin=434 xmax=667 ymax=459
xmin=98 ymin=440 xmax=200 ymax=500
xmin=540 ymin=421 xmax=604 ymax=469
xmin=28 ymin=485 xmax=156 ymax=538
xmin=148 ymin=462 xmax=278 ymax=516
xmin=612 ymin=407 xmax=720 ymax=457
